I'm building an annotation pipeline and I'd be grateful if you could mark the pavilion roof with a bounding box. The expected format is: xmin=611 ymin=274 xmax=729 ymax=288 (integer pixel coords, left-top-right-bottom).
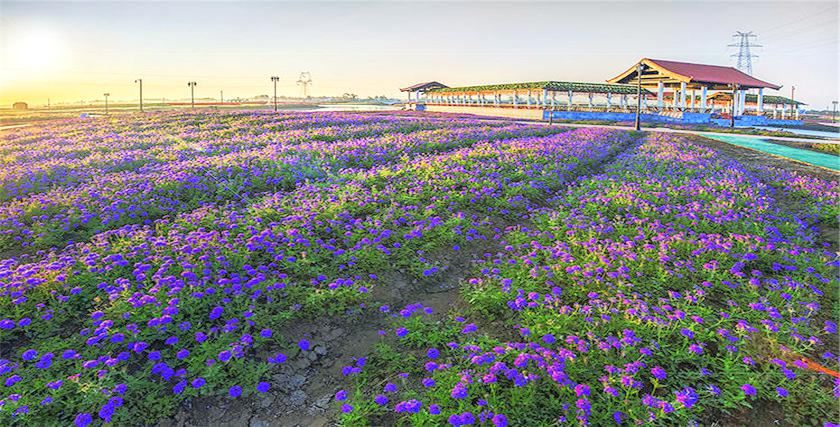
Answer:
xmin=426 ymin=81 xmax=650 ymax=95
xmin=609 ymin=58 xmax=782 ymax=90
xmin=400 ymin=81 xmax=448 ymax=92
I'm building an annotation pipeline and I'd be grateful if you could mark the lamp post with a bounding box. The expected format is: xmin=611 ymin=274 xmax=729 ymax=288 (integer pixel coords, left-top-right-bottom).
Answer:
xmin=634 ymin=62 xmax=644 ymax=131
xmin=134 ymin=79 xmax=143 ymax=112
xmin=103 ymin=93 xmax=110 ymax=115
xmin=270 ymin=76 xmax=279 ymax=112
xmin=832 ymin=101 xmax=838 ymax=123
xmin=187 ymin=82 xmax=197 ymax=109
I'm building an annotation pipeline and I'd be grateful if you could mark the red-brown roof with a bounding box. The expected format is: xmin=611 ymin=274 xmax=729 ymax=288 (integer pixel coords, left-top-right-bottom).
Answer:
xmin=646 ymin=59 xmax=781 ymax=89
xmin=400 ymin=81 xmax=448 ymax=92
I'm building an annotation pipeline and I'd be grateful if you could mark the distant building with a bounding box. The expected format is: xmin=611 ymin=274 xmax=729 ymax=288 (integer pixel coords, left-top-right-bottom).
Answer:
xmin=12 ymin=102 xmax=28 ymax=110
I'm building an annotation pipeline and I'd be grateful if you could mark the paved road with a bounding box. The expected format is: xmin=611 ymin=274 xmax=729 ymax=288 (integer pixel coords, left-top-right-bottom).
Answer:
xmin=521 ymin=121 xmax=840 ymax=144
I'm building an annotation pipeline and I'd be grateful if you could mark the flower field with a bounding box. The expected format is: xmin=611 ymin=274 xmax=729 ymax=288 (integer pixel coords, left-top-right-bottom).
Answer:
xmin=0 ymin=111 xmax=837 ymax=426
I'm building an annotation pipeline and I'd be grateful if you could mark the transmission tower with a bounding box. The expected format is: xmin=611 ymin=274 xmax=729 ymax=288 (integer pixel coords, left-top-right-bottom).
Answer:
xmin=728 ymin=31 xmax=761 ymax=76
xmin=297 ymin=72 xmax=312 ymax=98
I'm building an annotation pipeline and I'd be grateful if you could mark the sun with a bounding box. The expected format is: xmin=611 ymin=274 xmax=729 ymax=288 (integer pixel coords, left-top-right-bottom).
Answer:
xmin=2 ymin=26 xmax=68 ymax=73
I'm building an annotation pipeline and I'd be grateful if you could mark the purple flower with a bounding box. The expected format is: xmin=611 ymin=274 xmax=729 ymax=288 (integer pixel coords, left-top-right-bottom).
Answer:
xmin=384 ymin=382 xmax=398 ymax=393
xmin=492 ymin=414 xmax=508 ymax=427
xmin=741 ymin=383 xmax=756 ymax=396
xmin=422 ymin=377 xmax=436 ymax=388
xmin=374 ymin=394 xmax=388 ymax=405
xmin=298 ymin=339 xmax=310 ymax=351
xmin=257 ymin=381 xmax=270 ymax=393
xmin=427 ymin=347 xmax=440 ymax=359
xmin=74 ymin=413 xmax=93 ymax=427
xmin=574 ymin=383 xmax=590 ymax=397
xmin=229 ymin=385 xmax=242 ymax=398
xmin=268 ymin=353 xmax=287 ymax=364
xmin=335 ymin=390 xmax=347 ymax=401
xmin=21 ymin=349 xmax=38 ymax=361
xmin=191 ymin=378 xmax=206 ymax=388
xmin=651 ymin=366 xmax=667 ymax=381
xmin=341 ymin=403 xmax=353 ymax=413
xmin=776 ymin=387 xmax=788 ymax=397
xmin=451 ymin=383 xmax=468 ymax=399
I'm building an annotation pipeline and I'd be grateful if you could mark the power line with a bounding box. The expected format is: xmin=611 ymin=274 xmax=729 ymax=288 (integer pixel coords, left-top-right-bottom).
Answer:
xmin=296 ymin=72 xmax=312 ymax=98
xmin=729 ymin=31 xmax=761 ymax=76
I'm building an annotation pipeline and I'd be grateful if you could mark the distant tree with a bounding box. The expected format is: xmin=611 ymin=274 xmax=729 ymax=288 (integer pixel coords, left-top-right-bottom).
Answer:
xmin=342 ymin=93 xmax=358 ymax=100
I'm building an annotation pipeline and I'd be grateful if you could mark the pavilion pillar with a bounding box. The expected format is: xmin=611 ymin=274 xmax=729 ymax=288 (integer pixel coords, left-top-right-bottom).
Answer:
xmin=700 ymin=87 xmax=707 ymax=112
xmin=619 ymin=94 xmax=627 ymax=110
xmin=795 ymin=104 xmax=799 ymax=120
xmin=407 ymin=92 xmax=412 ymax=102
xmin=690 ymin=89 xmax=696 ymax=111
xmin=606 ymin=92 xmax=612 ymax=111
xmin=513 ymin=90 xmax=518 ymax=108
xmin=542 ymin=88 xmax=548 ymax=108
xmin=527 ymin=90 xmax=532 ymax=107
xmin=773 ymin=104 xmax=778 ymax=119
xmin=679 ymin=82 xmax=686 ymax=109
xmin=567 ymin=90 xmax=573 ymax=111
xmin=757 ymin=88 xmax=764 ymax=114
xmin=587 ymin=93 xmax=593 ymax=111
xmin=551 ymin=92 xmax=556 ymax=108
xmin=657 ymin=82 xmax=664 ymax=109
xmin=642 ymin=94 xmax=648 ymax=110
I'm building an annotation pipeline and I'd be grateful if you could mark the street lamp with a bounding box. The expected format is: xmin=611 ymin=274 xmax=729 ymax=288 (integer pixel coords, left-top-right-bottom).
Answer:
xmin=832 ymin=101 xmax=838 ymax=123
xmin=187 ymin=81 xmax=197 ymax=109
xmin=103 ymin=93 xmax=110 ymax=115
xmin=730 ymin=83 xmax=739 ymax=128
xmin=134 ymin=79 xmax=143 ymax=112
xmin=270 ymin=76 xmax=279 ymax=112
xmin=634 ymin=62 xmax=644 ymax=131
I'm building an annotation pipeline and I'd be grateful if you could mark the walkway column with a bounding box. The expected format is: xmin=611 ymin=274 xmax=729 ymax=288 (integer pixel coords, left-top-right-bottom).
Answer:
xmin=619 ymin=94 xmax=626 ymax=110
xmin=407 ymin=92 xmax=412 ymax=102
xmin=691 ymin=89 xmax=696 ymax=111
xmin=551 ymin=91 xmax=556 ymax=108
xmin=757 ymin=88 xmax=764 ymax=114
xmin=606 ymin=92 xmax=612 ymax=111
xmin=542 ymin=88 xmax=548 ymax=108
xmin=587 ymin=93 xmax=593 ymax=111
xmin=513 ymin=91 xmax=518 ymax=108
xmin=657 ymin=82 xmax=664 ymax=109
xmin=567 ymin=90 xmax=573 ymax=111
xmin=700 ymin=86 xmax=707 ymax=112
xmin=794 ymin=104 xmax=799 ymax=120
xmin=526 ymin=90 xmax=532 ymax=107
xmin=679 ymin=82 xmax=686 ymax=109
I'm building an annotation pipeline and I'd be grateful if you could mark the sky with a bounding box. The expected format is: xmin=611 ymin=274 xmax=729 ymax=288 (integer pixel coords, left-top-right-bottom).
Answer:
xmin=0 ymin=1 xmax=837 ymax=109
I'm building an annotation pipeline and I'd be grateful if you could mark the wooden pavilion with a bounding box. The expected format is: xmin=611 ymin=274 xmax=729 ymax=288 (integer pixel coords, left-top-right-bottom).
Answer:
xmin=608 ymin=58 xmax=782 ymax=115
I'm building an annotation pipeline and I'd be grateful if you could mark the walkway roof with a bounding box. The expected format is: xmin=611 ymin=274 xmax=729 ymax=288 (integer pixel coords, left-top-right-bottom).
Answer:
xmin=426 ymin=81 xmax=650 ymax=95
xmin=609 ymin=58 xmax=782 ymax=90
xmin=400 ymin=82 xmax=448 ymax=92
